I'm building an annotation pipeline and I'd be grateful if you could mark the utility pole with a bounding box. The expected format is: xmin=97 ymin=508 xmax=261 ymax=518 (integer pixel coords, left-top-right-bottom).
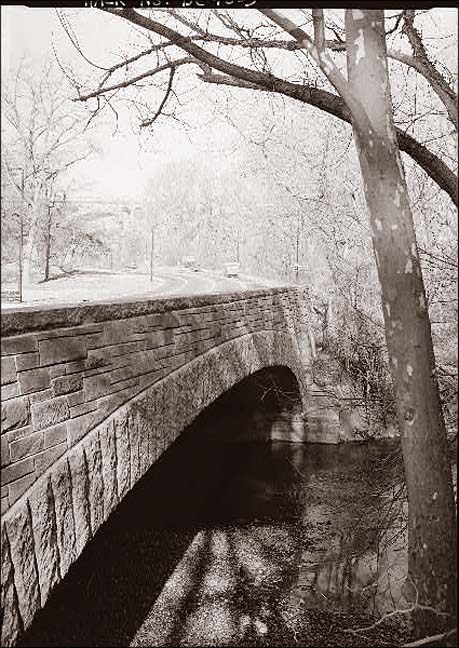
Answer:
xmin=18 ymin=168 xmax=25 ymax=302
xmin=295 ymin=212 xmax=302 ymax=284
xmin=12 ymin=212 xmax=23 ymax=303
xmin=150 ymin=225 xmax=155 ymax=282
xmin=18 ymin=213 xmax=23 ymax=302
xmin=44 ymin=199 xmax=52 ymax=282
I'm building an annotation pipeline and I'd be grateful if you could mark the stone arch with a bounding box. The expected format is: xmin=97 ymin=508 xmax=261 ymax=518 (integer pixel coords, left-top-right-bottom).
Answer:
xmin=1 ymin=329 xmax=308 ymax=646
xmin=194 ymin=364 xmax=305 ymax=445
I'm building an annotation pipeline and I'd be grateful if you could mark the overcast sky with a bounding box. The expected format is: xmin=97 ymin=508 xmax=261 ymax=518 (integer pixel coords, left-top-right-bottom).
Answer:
xmin=2 ymin=6 xmax=457 ymax=202
xmin=1 ymin=6 xmax=242 ymax=201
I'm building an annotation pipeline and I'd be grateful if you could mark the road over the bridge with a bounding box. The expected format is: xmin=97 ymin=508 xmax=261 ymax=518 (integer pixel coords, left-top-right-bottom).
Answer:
xmin=1 ymin=267 xmax=285 ymax=309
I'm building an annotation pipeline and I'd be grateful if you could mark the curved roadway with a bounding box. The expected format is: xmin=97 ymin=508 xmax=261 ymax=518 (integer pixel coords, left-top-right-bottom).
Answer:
xmin=150 ymin=267 xmax=283 ymax=297
xmin=1 ymin=267 xmax=287 ymax=309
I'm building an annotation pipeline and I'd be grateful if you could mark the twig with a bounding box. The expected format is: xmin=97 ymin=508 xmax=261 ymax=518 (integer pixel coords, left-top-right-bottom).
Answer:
xmin=345 ymin=605 xmax=451 ymax=635
xmin=402 ymin=627 xmax=457 ymax=647
xmin=344 ymin=627 xmax=395 ymax=646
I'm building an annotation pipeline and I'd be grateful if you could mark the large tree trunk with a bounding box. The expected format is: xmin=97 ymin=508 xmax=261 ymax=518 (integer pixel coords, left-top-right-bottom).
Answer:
xmin=345 ymin=9 xmax=456 ymax=634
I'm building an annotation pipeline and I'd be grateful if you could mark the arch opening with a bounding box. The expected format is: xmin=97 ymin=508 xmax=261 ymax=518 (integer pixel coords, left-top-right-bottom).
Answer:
xmin=189 ymin=365 xmax=305 ymax=445
xmin=17 ymin=371 xmax=307 ymax=648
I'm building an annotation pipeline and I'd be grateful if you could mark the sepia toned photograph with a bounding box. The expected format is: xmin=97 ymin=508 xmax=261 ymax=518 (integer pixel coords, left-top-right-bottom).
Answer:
xmin=1 ymin=2 xmax=457 ymax=647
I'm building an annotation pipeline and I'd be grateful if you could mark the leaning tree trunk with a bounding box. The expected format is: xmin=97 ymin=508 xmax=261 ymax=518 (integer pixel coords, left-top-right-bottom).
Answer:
xmin=345 ymin=9 xmax=456 ymax=634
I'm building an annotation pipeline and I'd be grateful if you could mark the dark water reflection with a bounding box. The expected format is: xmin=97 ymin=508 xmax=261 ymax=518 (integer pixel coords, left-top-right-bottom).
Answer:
xmin=20 ymin=420 xmax=408 ymax=647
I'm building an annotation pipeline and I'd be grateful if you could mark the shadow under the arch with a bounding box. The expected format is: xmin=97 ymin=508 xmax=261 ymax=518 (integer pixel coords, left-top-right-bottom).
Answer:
xmin=18 ymin=367 xmax=306 ymax=648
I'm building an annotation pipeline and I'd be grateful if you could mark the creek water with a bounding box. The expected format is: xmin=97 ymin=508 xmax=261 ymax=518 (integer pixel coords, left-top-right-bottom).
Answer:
xmin=20 ymin=422 xmax=410 ymax=647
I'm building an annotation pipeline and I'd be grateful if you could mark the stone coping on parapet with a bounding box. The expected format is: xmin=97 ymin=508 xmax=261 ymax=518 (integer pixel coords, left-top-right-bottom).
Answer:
xmin=1 ymin=286 xmax=307 ymax=337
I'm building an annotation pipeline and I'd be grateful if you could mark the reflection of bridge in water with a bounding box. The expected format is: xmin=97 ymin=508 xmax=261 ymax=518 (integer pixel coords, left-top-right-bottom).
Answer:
xmin=1 ymin=285 xmax=345 ymax=646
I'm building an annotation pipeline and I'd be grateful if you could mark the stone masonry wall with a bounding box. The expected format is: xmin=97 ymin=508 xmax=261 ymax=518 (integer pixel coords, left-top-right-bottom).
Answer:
xmin=1 ymin=287 xmax=312 ymax=646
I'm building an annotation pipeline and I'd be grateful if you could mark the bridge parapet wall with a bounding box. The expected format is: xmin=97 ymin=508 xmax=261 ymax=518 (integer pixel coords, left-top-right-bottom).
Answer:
xmin=1 ymin=286 xmax=312 ymax=646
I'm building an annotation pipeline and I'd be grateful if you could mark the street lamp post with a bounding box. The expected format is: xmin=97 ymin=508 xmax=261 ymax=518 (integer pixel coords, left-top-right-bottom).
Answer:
xmin=44 ymin=199 xmax=53 ymax=282
xmin=8 ymin=167 xmax=26 ymax=302
xmin=11 ymin=212 xmax=24 ymax=303
xmin=150 ymin=225 xmax=155 ymax=283
xmin=295 ymin=212 xmax=304 ymax=285
xmin=18 ymin=211 xmax=23 ymax=302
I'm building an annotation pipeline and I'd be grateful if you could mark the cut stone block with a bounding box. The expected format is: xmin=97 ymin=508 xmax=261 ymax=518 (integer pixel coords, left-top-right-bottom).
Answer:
xmin=39 ymin=336 xmax=87 ymax=366
xmin=2 ymin=397 xmax=30 ymax=432
xmin=31 ymin=396 xmax=69 ymax=431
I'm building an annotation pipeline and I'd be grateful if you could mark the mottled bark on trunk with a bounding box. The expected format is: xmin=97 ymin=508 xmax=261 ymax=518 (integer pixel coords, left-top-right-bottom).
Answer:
xmin=345 ymin=9 xmax=456 ymax=632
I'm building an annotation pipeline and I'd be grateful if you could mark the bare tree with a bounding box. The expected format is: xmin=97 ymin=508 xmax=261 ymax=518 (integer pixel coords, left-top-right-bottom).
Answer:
xmin=142 ymin=160 xmax=254 ymax=271
xmin=1 ymin=58 xmax=94 ymax=283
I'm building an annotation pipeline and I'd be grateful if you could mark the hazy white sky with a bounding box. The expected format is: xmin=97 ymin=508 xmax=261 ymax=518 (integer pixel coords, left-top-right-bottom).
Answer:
xmin=1 ymin=6 xmax=240 ymax=201
xmin=1 ymin=6 xmax=457 ymax=201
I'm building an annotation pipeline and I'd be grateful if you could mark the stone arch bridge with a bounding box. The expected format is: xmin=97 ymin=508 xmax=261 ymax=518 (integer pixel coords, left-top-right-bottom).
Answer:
xmin=1 ymin=286 xmax=335 ymax=645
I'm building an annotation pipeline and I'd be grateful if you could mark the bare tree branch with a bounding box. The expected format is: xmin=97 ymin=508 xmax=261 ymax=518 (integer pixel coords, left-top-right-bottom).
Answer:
xmin=158 ymin=15 xmax=456 ymax=130
xmin=97 ymin=41 xmax=175 ymax=89
xmin=402 ymin=628 xmax=457 ymax=647
xmin=56 ymin=9 xmax=110 ymax=72
xmin=90 ymin=7 xmax=457 ymax=206
xmin=168 ymin=8 xmax=208 ymax=38
xmin=75 ymin=56 xmax=196 ymax=101
xmin=260 ymin=8 xmax=361 ymax=117
xmin=401 ymin=9 xmax=458 ymax=128
xmin=141 ymin=64 xmax=176 ymax=128
xmin=386 ymin=10 xmax=406 ymax=35
xmin=198 ymin=71 xmax=457 ymax=207
xmin=312 ymin=8 xmax=325 ymax=51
